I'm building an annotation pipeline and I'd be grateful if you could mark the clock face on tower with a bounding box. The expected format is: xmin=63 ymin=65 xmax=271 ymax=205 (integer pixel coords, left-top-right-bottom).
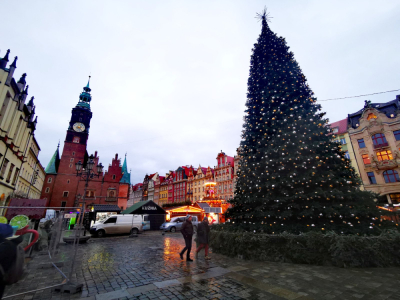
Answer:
xmin=73 ymin=122 xmax=85 ymax=132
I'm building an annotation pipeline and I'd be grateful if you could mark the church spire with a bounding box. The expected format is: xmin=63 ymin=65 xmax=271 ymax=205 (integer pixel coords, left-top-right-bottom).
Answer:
xmin=45 ymin=144 xmax=60 ymax=174
xmin=119 ymin=153 xmax=131 ymax=184
xmin=76 ymin=76 xmax=92 ymax=110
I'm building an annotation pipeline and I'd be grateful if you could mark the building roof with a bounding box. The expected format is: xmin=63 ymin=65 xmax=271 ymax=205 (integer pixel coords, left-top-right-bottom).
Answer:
xmin=45 ymin=144 xmax=60 ymax=174
xmin=119 ymin=155 xmax=131 ymax=184
xmin=348 ymin=98 xmax=400 ymax=129
xmin=196 ymin=202 xmax=210 ymax=209
xmin=93 ymin=204 xmax=121 ymax=212
xmin=329 ymin=118 xmax=348 ymax=135
xmin=121 ymin=200 xmax=166 ymax=215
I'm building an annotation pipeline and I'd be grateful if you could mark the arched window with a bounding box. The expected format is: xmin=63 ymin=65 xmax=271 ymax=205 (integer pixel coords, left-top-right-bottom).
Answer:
xmin=383 ymin=170 xmax=400 ymax=183
xmin=372 ymin=133 xmax=388 ymax=147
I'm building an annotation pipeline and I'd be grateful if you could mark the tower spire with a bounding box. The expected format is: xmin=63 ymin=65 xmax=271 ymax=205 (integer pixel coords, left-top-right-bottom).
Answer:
xmin=77 ymin=76 xmax=92 ymax=110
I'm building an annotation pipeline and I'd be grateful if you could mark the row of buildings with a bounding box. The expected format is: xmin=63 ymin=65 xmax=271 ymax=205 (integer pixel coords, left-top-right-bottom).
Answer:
xmin=130 ymin=95 xmax=400 ymax=212
xmin=128 ymin=150 xmax=242 ymax=207
xmin=0 ymin=49 xmax=46 ymax=215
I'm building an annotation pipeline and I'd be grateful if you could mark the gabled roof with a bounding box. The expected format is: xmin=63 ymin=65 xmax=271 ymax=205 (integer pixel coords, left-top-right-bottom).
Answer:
xmin=121 ymin=200 xmax=166 ymax=215
xmin=45 ymin=145 xmax=60 ymax=174
xmin=329 ymin=118 xmax=348 ymax=135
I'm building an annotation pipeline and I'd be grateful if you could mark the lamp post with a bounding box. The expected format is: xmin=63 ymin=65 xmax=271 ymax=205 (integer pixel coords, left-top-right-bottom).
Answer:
xmin=74 ymin=155 xmax=103 ymax=233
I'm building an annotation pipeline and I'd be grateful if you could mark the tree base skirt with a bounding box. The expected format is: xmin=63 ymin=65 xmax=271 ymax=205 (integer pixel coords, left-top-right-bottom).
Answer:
xmin=209 ymin=230 xmax=400 ymax=268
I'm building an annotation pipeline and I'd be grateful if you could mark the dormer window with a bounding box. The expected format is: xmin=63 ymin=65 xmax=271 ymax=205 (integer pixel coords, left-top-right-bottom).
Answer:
xmin=367 ymin=113 xmax=377 ymax=120
xmin=332 ymin=127 xmax=339 ymax=134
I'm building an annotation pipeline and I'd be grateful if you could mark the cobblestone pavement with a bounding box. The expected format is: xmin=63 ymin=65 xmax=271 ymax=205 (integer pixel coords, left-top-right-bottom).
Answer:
xmin=3 ymin=231 xmax=400 ymax=300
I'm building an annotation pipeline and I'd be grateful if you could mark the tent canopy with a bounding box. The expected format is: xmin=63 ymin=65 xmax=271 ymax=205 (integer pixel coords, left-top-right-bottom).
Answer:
xmin=121 ymin=200 xmax=166 ymax=215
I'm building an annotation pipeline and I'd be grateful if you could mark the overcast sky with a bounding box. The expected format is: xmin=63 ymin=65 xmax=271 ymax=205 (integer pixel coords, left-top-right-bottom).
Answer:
xmin=2 ymin=0 xmax=399 ymax=184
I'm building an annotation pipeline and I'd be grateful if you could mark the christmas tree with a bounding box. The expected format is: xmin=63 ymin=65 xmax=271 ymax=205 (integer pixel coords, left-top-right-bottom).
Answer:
xmin=226 ymin=10 xmax=394 ymax=235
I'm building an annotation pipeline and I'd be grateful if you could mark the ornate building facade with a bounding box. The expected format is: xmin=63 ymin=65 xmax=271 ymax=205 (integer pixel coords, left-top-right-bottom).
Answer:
xmin=0 ymin=49 xmax=44 ymax=214
xmin=214 ymin=150 xmax=234 ymax=201
xmin=348 ymin=97 xmax=400 ymax=207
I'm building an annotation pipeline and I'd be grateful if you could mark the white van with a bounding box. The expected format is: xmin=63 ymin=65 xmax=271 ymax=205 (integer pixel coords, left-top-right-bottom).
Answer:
xmin=90 ymin=214 xmax=143 ymax=237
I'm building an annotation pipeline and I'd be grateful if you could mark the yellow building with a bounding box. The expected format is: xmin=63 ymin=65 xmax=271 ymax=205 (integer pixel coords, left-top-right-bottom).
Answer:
xmin=0 ymin=49 xmax=40 ymax=214
xmin=15 ymin=136 xmax=45 ymax=199
xmin=329 ymin=118 xmax=362 ymax=185
xmin=193 ymin=165 xmax=207 ymax=201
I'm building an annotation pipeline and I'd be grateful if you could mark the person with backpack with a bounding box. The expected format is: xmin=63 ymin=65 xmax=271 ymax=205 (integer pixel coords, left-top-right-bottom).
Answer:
xmin=0 ymin=224 xmax=24 ymax=298
xmin=195 ymin=217 xmax=211 ymax=260
xmin=179 ymin=215 xmax=194 ymax=262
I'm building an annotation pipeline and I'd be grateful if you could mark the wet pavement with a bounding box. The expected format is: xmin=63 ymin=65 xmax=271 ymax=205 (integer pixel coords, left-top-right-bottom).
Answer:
xmin=3 ymin=231 xmax=400 ymax=300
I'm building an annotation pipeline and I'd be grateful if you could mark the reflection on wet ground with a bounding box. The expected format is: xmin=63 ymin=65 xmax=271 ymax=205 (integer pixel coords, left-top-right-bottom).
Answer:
xmin=4 ymin=231 xmax=400 ymax=299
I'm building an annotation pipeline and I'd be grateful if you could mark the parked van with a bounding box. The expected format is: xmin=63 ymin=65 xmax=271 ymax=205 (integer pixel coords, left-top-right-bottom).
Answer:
xmin=90 ymin=215 xmax=143 ymax=237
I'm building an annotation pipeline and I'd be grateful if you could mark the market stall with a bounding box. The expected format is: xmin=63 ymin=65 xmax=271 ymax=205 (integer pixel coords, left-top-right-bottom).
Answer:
xmin=121 ymin=200 xmax=166 ymax=230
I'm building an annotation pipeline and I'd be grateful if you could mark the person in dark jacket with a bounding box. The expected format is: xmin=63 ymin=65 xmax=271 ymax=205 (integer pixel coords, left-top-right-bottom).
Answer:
xmin=179 ymin=215 xmax=194 ymax=261
xmin=195 ymin=217 xmax=211 ymax=260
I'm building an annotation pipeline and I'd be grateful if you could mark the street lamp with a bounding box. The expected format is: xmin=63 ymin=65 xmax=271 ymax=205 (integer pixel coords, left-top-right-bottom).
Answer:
xmin=74 ymin=154 xmax=104 ymax=236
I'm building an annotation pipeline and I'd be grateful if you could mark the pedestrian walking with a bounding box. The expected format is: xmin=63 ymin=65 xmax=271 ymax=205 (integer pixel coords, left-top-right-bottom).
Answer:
xmin=179 ymin=215 xmax=194 ymax=261
xmin=196 ymin=217 xmax=211 ymax=260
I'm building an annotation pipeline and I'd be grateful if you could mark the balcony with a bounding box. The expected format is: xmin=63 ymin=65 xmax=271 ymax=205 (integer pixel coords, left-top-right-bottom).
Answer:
xmin=376 ymin=160 xmax=398 ymax=170
xmin=374 ymin=142 xmax=389 ymax=149
xmin=105 ymin=197 xmax=117 ymax=202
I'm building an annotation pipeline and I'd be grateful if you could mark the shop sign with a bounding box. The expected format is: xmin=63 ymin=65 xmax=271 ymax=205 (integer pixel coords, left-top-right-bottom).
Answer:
xmin=64 ymin=213 xmax=77 ymax=219
xmin=143 ymin=206 xmax=157 ymax=211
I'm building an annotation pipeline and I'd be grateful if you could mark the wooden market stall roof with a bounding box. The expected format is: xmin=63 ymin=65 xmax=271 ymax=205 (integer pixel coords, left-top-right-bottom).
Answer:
xmin=165 ymin=205 xmax=204 ymax=214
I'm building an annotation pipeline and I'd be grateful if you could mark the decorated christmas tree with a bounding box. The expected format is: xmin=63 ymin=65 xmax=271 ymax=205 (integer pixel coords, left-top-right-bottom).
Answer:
xmin=226 ymin=10 xmax=394 ymax=235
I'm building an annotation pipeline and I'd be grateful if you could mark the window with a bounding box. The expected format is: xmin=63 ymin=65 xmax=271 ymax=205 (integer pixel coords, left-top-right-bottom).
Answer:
xmin=63 ymin=191 xmax=69 ymax=197
xmin=376 ymin=150 xmax=393 ymax=161
xmin=72 ymin=152 xmax=75 ymax=156
xmin=344 ymin=152 xmax=350 ymax=159
xmin=70 ymin=158 xmax=74 ymax=162
xmin=362 ymin=154 xmax=371 ymax=164
xmin=104 ymin=217 xmax=117 ymax=224
xmin=6 ymin=163 xmax=14 ymax=182
xmin=73 ymin=137 xmax=80 ymax=143
xmin=358 ymin=139 xmax=366 ymax=149
xmin=383 ymin=170 xmax=400 ymax=183
xmin=367 ymin=172 xmax=377 ymax=184
xmin=372 ymin=133 xmax=388 ymax=147
xmin=340 ymin=138 xmax=346 ymax=145
xmin=0 ymin=159 xmax=9 ymax=179
xmin=86 ymin=190 xmax=95 ymax=198
xmin=12 ymin=168 xmax=19 ymax=185
xmin=389 ymin=194 xmax=400 ymax=204
xmin=67 ymin=179 xmax=70 ymax=184
xmin=69 ymin=163 xmax=73 ymax=168
xmin=48 ymin=177 xmax=52 ymax=183
xmin=45 ymin=187 xmax=50 ymax=193
xmin=394 ymin=130 xmax=400 ymax=141
xmin=112 ymin=175 xmax=116 ymax=180
xmin=61 ymin=202 xmax=66 ymax=210
xmin=367 ymin=113 xmax=377 ymax=120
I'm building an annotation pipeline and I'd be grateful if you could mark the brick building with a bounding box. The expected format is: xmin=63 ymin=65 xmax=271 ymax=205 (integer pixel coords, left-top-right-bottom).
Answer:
xmin=41 ymin=80 xmax=131 ymax=211
xmin=214 ymin=150 xmax=235 ymax=201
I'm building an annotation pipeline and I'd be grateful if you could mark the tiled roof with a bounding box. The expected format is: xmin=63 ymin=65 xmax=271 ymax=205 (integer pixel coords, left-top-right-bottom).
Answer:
xmin=329 ymin=118 xmax=348 ymax=135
